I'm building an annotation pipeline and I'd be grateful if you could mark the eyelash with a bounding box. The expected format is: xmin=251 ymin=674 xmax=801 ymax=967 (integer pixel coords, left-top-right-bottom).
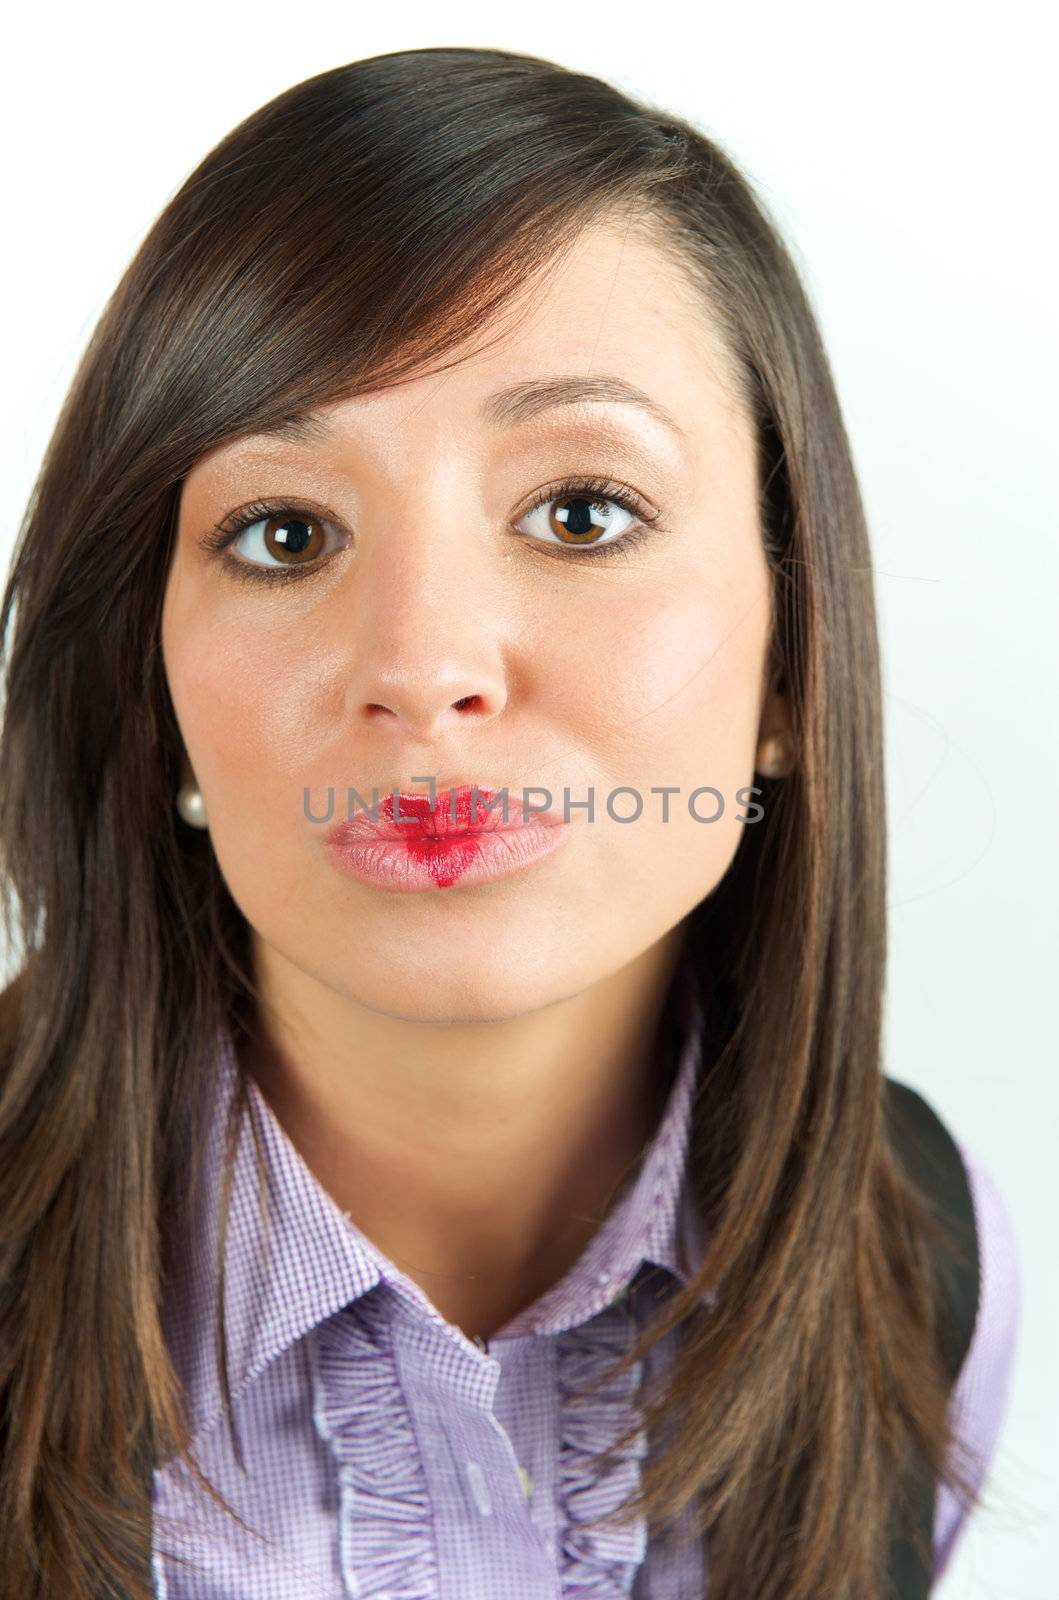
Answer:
xmin=199 ymin=476 xmax=664 ymax=587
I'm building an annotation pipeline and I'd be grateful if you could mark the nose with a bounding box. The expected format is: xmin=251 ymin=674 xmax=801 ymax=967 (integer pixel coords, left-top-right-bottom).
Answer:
xmin=361 ymin=675 xmax=505 ymax=744
xmin=340 ymin=493 xmax=511 ymax=747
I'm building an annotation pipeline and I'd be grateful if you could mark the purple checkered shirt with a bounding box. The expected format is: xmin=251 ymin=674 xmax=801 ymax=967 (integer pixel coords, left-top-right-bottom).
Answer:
xmin=153 ymin=962 xmax=1021 ymax=1597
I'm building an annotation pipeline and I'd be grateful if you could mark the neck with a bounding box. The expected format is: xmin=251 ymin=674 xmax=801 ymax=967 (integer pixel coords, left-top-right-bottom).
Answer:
xmin=241 ymin=927 xmax=689 ymax=1341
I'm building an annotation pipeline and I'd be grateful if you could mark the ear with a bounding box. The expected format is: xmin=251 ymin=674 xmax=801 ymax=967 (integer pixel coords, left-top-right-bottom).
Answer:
xmin=754 ymin=689 xmax=795 ymax=778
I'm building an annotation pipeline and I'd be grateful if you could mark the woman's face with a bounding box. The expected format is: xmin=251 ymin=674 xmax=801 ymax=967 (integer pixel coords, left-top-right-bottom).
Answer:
xmin=163 ymin=218 xmax=780 ymax=1022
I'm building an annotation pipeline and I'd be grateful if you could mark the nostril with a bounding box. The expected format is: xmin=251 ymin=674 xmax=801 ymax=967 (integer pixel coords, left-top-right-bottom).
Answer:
xmin=453 ymin=696 xmax=479 ymax=711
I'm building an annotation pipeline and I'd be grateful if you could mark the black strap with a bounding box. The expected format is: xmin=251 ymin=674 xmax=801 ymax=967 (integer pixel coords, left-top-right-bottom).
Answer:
xmin=882 ymin=1077 xmax=981 ymax=1598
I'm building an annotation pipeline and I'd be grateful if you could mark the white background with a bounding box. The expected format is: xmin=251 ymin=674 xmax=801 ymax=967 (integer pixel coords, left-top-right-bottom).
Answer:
xmin=3 ymin=3 xmax=1055 ymax=1592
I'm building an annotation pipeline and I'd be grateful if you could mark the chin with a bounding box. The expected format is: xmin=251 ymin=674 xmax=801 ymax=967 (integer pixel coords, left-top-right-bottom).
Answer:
xmin=335 ymin=957 xmax=589 ymax=1028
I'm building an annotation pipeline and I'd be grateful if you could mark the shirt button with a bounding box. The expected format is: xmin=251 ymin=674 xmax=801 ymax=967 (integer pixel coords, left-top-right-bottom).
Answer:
xmin=465 ymin=1459 xmax=492 ymax=1516
xmin=518 ymin=1464 xmax=534 ymax=1499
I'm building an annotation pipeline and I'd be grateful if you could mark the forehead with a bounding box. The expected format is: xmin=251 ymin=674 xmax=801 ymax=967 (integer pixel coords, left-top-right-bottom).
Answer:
xmin=388 ymin=220 xmax=739 ymax=423
xmin=196 ymin=218 xmax=750 ymax=474
xmin=486 ymin=217 xmax=723 ymax=366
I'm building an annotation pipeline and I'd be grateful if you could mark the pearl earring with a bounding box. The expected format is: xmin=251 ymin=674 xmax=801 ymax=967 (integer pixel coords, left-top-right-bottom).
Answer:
xmin=757 ymin=734 xmax=793 ymax=779
xmin=176 ymin=781 xmax=208 ymax=829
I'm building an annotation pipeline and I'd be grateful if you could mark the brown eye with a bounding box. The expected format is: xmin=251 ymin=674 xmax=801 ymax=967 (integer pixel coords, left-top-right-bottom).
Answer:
xmin=254 ymin=512 xmax=327 ymax=565
xmin=516 ymin=483 xmax=642 ymax=553
xmin=549 ymin=493 xmax=620 ymax=546
xmin=208 ymin=502 xmax=351 ymax=579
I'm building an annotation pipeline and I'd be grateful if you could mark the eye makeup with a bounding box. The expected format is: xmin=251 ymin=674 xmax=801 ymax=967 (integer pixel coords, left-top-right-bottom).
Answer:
xmin=198 ymin=473 xmax=669 ymax=587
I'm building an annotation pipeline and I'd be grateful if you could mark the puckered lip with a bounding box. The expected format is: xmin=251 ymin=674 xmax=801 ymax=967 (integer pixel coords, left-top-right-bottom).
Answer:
xmin=325 ymin=783 xmax=568 ymax=844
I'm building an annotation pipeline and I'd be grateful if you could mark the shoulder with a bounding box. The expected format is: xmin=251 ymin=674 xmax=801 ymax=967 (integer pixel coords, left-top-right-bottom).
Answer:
xmin=942 ymin=1136 xmax=1022 ymax=1462
xmin=884 ymin=1078 xmax=1021 ymax=1399
xmin=900 ymin=1099 xmax=1023 ymax=1580
xmin=883 ymin=1077 xmax=984 ymax=1379
xmin=882 ymin=1080 xmax=1022 ymax=1579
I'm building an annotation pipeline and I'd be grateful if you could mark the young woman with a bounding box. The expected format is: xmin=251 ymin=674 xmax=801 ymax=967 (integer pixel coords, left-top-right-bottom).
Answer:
xmin=0 ymin=44 xmax=1020 ymax=1600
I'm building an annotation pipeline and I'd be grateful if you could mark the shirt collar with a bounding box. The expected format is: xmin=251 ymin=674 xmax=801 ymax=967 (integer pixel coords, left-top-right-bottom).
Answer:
xmin=499 ymin=944 xmax=710 ymax=1336
xmin=164 ymin=949 xmax=710 ymax=1443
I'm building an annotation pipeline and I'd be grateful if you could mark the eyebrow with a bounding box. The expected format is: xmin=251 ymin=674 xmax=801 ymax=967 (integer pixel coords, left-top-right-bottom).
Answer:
xmin=252 ymin=374 xmax=687 ymax=447
xmin=478 ymin=375 xmax=687 ymax=441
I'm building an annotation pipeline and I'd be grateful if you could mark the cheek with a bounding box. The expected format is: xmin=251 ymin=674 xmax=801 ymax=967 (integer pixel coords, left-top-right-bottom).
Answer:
xmin=163 ymin=595 xmax=329 ymax=936
xmin=549 ymin=570 xmax=769 ymax=787
xmin=162 ymin=576 xmax=310 ymax=823
xmin=544 ymin=568 xmax=771 ymax=910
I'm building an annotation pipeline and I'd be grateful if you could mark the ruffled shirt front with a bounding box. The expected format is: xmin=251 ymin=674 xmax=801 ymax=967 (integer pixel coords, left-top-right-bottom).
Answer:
xmin=152 ymin=953 xmax=1020 ymax=1598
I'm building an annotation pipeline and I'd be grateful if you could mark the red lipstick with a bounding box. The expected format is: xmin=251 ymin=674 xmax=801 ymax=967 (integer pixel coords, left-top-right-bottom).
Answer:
xmin=324 ymin=784 xmax=570 ymax=892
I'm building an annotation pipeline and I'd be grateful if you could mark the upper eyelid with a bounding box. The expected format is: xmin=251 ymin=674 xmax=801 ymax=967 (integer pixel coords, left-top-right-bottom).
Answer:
xmin=203 ymin=494 xmax=339 ymax=546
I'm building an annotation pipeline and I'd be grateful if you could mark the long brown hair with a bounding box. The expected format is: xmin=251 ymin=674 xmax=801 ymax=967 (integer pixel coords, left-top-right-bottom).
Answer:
xmin=0 ymin=46 xmax=981 ymax=1598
